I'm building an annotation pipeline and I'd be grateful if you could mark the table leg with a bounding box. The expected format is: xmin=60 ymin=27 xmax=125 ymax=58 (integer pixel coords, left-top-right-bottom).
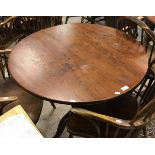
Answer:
xmin=50 ymin=101 xmax=56 ymax=109
xmin=53 ymin=111 xmax=72 ymax=138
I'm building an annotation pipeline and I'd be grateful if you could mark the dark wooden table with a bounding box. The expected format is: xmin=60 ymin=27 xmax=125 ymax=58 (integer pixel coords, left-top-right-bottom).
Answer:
xmin=8 ymin=24 xmax=148 ymax=137
xmin=145 ymin=16 xmax=155 ymax=30
xmin=9 ymin=24 xmax=148 ymax=105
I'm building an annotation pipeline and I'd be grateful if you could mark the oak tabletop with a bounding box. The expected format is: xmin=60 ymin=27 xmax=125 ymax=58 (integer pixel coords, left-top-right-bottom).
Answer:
xmin=8 ymin=24 xmax=148 ymax=105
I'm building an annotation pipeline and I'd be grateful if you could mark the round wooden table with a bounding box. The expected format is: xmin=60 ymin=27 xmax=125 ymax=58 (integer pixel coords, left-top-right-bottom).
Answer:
xmin=9 ymin=24 xmax=148 ymax=106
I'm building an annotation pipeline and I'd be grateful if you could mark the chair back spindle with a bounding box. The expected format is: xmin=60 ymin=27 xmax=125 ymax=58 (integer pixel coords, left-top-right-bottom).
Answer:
xmin=117 ymin=16 xmax=155 ymax=66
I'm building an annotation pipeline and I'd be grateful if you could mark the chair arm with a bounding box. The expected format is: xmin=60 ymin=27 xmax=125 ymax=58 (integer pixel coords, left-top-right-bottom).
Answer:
xmin=0 ymin=49 xmax=12 ymax=54
xmin=71 ymin=108 xmax=143 ymax=129
xmin=0 ymin=16 xmax=17 ymax=27
xmin=0 ymin=96 xmax=17 ymax=103
xmin=137 ymin=16 xmax=144 ymax=21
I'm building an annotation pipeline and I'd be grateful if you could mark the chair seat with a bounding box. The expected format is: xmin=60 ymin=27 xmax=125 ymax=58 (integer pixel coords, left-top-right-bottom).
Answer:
xmin=67 ymin=94 xmax=138 ymax=137
xmin=0 ymin=78 xmax=43 ymax=124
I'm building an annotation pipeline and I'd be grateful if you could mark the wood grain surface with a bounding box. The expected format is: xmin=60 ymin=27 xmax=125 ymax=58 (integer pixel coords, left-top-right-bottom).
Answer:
xmin=8 ymin=24 xmax=148 ymax=105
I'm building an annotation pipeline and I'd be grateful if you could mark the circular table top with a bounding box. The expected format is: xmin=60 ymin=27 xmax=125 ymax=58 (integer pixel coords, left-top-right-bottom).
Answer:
xmin=8 ymin=24 xmax=148 ymax=105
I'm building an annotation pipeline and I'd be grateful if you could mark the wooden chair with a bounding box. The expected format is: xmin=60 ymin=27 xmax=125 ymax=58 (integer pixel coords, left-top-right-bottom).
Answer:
xmin=0 ymin=77 xmax=43 ymax=124
xmin=0 ymin=56 xmax=5 ymax=79
xmin=117 ymin=16 xmax=155 ymax=99
xmin=67 ymin=97 xmax=155 ymax=138
xmin=0 ymin=49 xmax=12 ymax=79
xmin=21 ymin=16 xmax=62 ymax=36
xmin=65 ymin=16 xmax=100 ymax=24
xmin=117 ymin=16 xmax=155 ymax=66
xmin=50 ymin=16 xmax=62 ymax=26
xmin=81 ymin=16 xmax=105 ymax=24
xmin=0 ymin=16 xmax=24 ymax=49
xmin=66 ymin=68 xmax=155 ymax=137
xmin=117 ymin=16 xmax=138 ymax=39
xmin=104 ymin=16 xmax=119 ymax=28
xmin=0 ymin=16 xmax=25 ymax=79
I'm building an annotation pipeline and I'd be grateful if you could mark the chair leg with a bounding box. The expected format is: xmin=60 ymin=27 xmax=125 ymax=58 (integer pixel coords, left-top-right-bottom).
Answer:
xmin=50 ymin=101 xmax=56 ymax=109
xmin=3 ymin=53 xmax=11 ymax=78
xmin=143 ymin=127 xmax=147 ymax=138
xmin=6 ymin=65 xmax=11 ymax=78
xmin=81 ymin=16 xmax=84 ymax=23
xmin=65 ymin=16 xmax=70 ymax=24
xmin=90 ymin=16 xmax=95 ymax=24
xmin=0 ymin=66 xmax=5 ymax=79
xmin=53 ymin=111 xmax=72 ymax=138
xmin=0 ymin=58 xmax=5 ymax=79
